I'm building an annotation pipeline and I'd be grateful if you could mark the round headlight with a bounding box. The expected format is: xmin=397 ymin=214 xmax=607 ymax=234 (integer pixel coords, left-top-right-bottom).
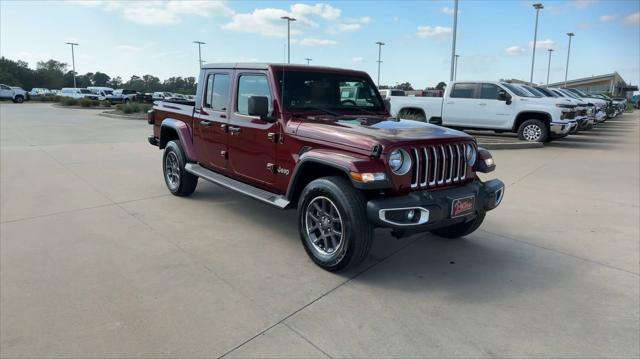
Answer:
xmin=389 ymin=149 xmax=411 ymax=175
xmin=465 ymin=144 xmax=477 ymax=167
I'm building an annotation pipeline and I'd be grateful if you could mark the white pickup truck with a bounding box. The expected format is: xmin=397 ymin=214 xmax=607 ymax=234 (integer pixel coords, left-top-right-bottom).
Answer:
xmin=389 ymin=81 xmax=577 ymax=142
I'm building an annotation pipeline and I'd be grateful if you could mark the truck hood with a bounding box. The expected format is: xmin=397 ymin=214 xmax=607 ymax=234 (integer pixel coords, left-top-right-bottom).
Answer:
xmin=295 ymin=116 xmax=472 ymax=152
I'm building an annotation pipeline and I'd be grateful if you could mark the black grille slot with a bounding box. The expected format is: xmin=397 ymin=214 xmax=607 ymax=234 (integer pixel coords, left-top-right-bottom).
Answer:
xmin=409 ymin=143 xmax=469 ymax=189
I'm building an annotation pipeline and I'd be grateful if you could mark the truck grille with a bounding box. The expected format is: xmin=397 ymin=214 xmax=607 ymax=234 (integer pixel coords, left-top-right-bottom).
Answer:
xmin=562 ymin=111 xmax=576 ymax=120
xmin=408 ymin=143 xmax=470 ymax=189
xmin=577 ymin=109 xmax=587 ymax=116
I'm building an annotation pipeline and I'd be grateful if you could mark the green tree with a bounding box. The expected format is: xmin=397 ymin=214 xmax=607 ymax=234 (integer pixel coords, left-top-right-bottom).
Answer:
xmin=435 ymin=81 xmax=447 ymax=90
xmin=0 ymin=57 xmax=34 ymax=88
xmin=91 ymin=72 xmax=110 ymax=86
xmin=394 ymin=82 xmax=414 ymax=91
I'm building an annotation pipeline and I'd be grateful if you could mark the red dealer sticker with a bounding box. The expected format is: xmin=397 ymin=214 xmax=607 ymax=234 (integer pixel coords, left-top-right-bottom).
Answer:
xmin=451 ymin=196 xmax=475 ymax=218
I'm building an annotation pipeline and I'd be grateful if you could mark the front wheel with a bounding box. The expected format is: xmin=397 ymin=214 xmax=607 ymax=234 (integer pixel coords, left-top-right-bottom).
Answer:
xmin=517 ymin=119 xmax=549 ymax=142
xmin=298 ymin=176 xmax=373 ymax=272
xmin=163 ymin=140 xmax=197 ymax=196
xmin=13 ymin=96 xmax=24 ymax=103
xmin=430 ymin=212 xmax=486 ymax=239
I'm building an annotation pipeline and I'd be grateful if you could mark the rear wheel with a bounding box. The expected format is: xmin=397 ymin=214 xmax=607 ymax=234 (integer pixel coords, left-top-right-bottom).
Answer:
xmin=163 ymin=140 xmax=197 ymax=196
xmin=517 ymin=119 xmax=549 ymax=142
xmin=13 ymin=96 xmax=24 ymax=103
xmin=298 ymin=176 xmax=373 ymax=272
xmin=430 ymin=212 xmax=486 ymax=239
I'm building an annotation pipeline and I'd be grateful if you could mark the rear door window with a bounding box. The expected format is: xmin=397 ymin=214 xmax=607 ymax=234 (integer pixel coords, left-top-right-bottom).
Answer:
xmin=450 ymin=83 xmax=477 ymax=98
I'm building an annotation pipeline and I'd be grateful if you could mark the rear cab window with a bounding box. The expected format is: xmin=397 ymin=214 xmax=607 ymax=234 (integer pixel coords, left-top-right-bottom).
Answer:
xmin=204 ymin=73 xmax=231 ymax=111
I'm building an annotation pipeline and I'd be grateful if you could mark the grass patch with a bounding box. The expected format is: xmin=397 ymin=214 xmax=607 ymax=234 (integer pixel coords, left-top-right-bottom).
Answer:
xmin=626 ymin=103 xmax=634 ymax=113
xmin=31 ymin=95 xmax=63 ymax=102
xmin=60 ymin=98 xmax=79 ymax=106
xmin=117 ymin=103 xmax=152 ymax=114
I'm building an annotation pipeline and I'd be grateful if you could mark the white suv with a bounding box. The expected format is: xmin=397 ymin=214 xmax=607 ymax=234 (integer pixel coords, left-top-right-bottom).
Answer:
xmin=0 ymin=84 xmax=28 ymax=103
xmin=60 ymin=88 xmax=100 ymax=100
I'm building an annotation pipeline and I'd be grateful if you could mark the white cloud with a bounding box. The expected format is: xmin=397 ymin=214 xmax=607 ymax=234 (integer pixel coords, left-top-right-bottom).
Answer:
xmin=505 ymin=46 xmax=526 ymax=56
xmin=290 ymin=3 xmax=340 ymax=20
xmin=441 ymin=7 xmax=458 ymax=15
xmin=529 ymin=38 xmax=558 ymax=50
xmin=70 ymin=0 xmax=234 ymax=25
xmin=223 ymin=8 xmax=301 ymax=37
xmin=327 ymin=16 xmax=371 ymax=33
xmin=224 ymin=3 xmax=354 ymax=37
xmin=623 ymin=12 xmax=640 ymax=26
xmin=352 ymin=56 xmax=364 ymax=63
xmin=294 ymin=38 xmax=337 ymax=46
xmin=416 ymin=26 xmax=452 ymax=38
xmin=599 ymin=15 xmax=616 ymax=22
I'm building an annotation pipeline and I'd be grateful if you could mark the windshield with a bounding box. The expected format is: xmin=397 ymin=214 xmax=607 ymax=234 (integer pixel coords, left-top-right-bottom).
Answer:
xmin=534 ymin=87 xmax=557 ymax=97
xmin=560 ymin=89 xmax=581 ymax=100
xmin=275 ymin=70 xmax=384 ymax=113
xmin=80 ymin=89 xmax=92 ymax=94
xmin=522 ymin=85 xmax=545 ymax=97
xmin=501 ymin=83 xmax=534 ymax=97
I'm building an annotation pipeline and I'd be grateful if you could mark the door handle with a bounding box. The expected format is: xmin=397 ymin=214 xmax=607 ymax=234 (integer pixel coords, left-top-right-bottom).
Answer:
xmin=447 ymin=101 xmax=455 ymax=104
xmin=478 ymin=103 xmax=487 ymax=106
xmin=229 ymin=126 xmax=242 ymax=135
xmin=200 ymin=120 xmax=212 ymax=127
xmin=220 ymin=114 xmax=227 ymax=119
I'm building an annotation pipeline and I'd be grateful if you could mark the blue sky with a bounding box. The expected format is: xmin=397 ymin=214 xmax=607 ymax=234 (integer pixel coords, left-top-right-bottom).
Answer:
xmin=1 ymin=0 xmax=639 ymax=88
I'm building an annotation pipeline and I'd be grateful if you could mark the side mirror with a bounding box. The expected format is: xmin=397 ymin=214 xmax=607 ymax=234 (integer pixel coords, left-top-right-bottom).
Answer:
xmin=498 ymin=90 xmax=512 ymax=105
xmin=248 ymin=96 xmax=272 ymax=121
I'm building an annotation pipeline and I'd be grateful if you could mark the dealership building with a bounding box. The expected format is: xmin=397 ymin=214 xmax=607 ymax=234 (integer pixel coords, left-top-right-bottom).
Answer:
xmin=548 ymin=72 xmax=638 ymax=98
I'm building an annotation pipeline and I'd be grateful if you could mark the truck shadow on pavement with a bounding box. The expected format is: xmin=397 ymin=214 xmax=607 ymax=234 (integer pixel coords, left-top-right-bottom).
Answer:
xmin=187 ymin=182 xmax=560 ymax=300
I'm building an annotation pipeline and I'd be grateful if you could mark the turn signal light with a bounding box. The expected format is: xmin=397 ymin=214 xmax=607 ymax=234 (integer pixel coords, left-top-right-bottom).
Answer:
xmin=350 ymin=172 xmax=386 ymax=183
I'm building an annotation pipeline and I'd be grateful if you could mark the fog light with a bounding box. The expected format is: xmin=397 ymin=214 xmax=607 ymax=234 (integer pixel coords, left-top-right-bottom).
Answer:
xmin=407 ymin=209 xmax=415 ymax=221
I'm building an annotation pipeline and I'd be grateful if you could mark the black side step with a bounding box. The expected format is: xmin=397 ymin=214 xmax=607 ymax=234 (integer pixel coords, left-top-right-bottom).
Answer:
xmin=185 ymin=163 xmax=290 ymax=209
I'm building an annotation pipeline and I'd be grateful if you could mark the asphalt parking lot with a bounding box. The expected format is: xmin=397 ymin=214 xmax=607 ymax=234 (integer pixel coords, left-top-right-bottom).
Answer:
xmin=1 ymin=103 xmax=638 ymax=358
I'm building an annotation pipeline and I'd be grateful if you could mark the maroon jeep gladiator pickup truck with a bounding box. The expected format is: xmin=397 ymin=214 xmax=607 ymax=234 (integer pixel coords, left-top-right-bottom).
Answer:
xmin=148 ymin=63 xmax=504 ymax=271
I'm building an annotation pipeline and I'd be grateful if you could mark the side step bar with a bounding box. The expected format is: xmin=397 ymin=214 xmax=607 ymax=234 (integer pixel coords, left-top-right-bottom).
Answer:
xmin=185 ymin=163 xmax=290 ymax=209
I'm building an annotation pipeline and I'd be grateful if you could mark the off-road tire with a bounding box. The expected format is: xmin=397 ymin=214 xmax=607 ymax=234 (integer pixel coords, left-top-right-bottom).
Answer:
xmin=163 ymin=140 xmax=197 ymax=196
xmin=13 ymin=96 xmax=24 ymax=104
xmin=298 ymin=176 xmax=373 ymax=272
xmin=517 ymin=119 xmax=549 ymax=142
xmin=430 ymin=212 xmax=486 ymax=239
xmin=124 ymin=98 xmax=130 ymax=104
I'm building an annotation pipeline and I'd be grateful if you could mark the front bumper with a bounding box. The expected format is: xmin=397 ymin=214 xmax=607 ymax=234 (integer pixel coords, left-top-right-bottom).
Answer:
xmin=366 ymin=179 xmax=504 ymax=232
xmin=550 ymin=121 xmax=573 ymax=136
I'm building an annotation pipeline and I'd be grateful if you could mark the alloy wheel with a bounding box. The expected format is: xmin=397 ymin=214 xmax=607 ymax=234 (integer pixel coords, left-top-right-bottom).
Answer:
xmin=305 ymin=196 xmax=344 ymax=258
xmin=523 ymin=124 xmax=542 ymax=141
xmin=165 ymin=151 xmax=181 ymax=189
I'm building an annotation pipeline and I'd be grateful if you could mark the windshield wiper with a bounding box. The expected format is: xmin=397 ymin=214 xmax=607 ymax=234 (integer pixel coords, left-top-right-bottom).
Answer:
xmin=290 ymin=106 xmax=344 ymax=117
xmin=344 ymin=107 xmax=380 ymax=116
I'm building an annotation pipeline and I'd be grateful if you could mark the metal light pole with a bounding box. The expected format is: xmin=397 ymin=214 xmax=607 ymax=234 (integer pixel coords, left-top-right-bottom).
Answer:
xmin=375 ymin=41 xmax=385 ymax=87
xmin=449 ymin=0 xmax=459 ymax=82
xmin=66 ymin=42 xmax=79 ymax=88
xmin=546 ymin=48 xmax=554 ymax=86
xmin=304 ymin=58 xmax=312 ymax=65
xmin=564 ymin=32 xmax=575 ymax=87
xmin=454 ymin=54 xmax=460 ymax=81
xmin=281 ymin=16 xmax=296 ymax=63
xmin=193 ymin=41 xmax=205 ymax=68
xmin=530 ymin=3 xmax=544 ymax=84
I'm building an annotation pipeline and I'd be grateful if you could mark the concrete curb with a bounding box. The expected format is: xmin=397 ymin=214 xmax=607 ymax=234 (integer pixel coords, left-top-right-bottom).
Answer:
xmin=98 ymin=112 xmax=146 ymax=120
xmin=477 ymin=141 xmax=543 ymax=150
xmin=51 ymin=104 xmax=108 ymax=110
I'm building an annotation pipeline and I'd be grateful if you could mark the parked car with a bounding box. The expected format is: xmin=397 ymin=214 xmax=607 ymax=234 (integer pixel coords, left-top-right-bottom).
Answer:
xmin=60 ymin=88 xmax=101 ymax=100
xmin=1 ymin=84 xmax=29 ymax=103
xmin=138 ymin=93 xmax=154 ymax=103
xmin=533 ymin=86 xmax=592 ymax=130
xmin=87 ymin=86 xmax=113 ymax=100
xmin=152 ymin=92 xmax=172 ymax=101
xmin=389 ymin=81 xmax=576 ymax=142
xmin=378 ymin=89 xmax=406 ymax=99
xmin=552 ymin=88 xmax=604 ymax=124
xmin=108 ymin=89 xmax=138 ymax=104
xmin=29 ymin=88 xmax=54 ymax=97
xmin=147 ymin=63 xmax=505 ymax=271
xmin=560 ymin=88 xmax=608 ymax=122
